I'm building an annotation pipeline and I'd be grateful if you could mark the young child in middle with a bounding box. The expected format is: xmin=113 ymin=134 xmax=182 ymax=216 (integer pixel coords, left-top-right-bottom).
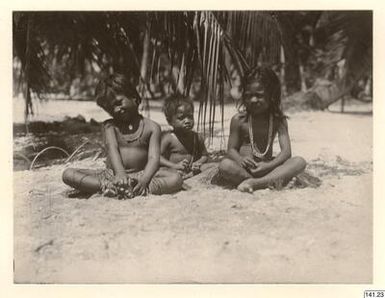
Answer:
xmin=218 ymin=66 xmax=306 ymax=193
xmin=160 ymin=95 xmax=210 ymax=179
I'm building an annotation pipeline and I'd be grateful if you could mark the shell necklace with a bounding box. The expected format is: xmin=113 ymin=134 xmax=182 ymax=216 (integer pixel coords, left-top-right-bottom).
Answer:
xmin=122 ymin=117 xmax=144 ymax=143
xmin=248 ymin=113 xmax=273 ymax=159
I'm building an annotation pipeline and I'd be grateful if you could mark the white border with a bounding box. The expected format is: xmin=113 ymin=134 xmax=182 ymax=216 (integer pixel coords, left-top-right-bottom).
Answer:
xmin=1 ymin=1 xmax=384 ymax=297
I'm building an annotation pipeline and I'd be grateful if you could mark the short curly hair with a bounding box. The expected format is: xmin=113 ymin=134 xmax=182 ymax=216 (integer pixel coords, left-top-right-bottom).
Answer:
xmin=162 ymin=94 xmax=194 ymax=124
xmin=95 ymin=74 xmax=141 ymax=114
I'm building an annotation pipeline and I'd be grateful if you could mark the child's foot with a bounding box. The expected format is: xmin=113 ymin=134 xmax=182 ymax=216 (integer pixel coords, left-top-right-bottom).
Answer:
xmin=116 ymin=177 xmax=138 ymax=200
xmin=295 ymin=172 xmax=322 ymax=188
xmin=237 ymin=179 xmax=255 ymax=193
xmin=102 ymin=178 xmax=138 ymax=200
xmin=103 ymin=186 xmax=118 ymax=197
xmin=284 ymin=176 xmax=297 ymax=189
xmin=66 ymin=189 xmax=91 ymax=199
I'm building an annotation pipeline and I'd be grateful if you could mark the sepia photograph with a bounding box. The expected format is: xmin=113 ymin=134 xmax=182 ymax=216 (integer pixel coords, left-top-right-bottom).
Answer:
xmin=11 ymin=9 xmax=373 ymax=284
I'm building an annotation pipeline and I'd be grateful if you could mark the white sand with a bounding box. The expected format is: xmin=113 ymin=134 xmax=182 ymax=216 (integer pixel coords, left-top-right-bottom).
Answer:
xmin=13 ymin=102 xmax=372 ymax=283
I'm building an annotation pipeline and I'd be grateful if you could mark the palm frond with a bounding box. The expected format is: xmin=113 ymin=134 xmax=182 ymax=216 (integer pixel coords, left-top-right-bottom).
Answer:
xmin=193 ymin=12 xmax=228 ymax=138
xmin=218 ymin=11 xmax=282 ymax=67
xmin=14 ymin=11 xmax=287 ymax=140
xmin=13 ymin=12 xmax=51 ymax=117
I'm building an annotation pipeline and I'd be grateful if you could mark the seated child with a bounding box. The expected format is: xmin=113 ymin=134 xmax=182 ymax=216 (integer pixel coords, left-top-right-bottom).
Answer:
xmin=218 ymin=66 xmax=306 ymax=192
xmin=62 ymin=74 xmax=183 ymax=199
xmin=160 ymin=95 xmax=211 ymax=178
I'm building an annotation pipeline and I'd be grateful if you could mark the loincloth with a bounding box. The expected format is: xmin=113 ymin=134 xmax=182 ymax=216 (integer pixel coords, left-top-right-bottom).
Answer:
xmin=97 ymin=168 xmax=167 ymax=198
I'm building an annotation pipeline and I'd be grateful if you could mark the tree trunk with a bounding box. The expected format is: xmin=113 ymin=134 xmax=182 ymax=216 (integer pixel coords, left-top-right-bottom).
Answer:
xmin=277 ymin=14 xmax=302 ymax=95
xmin=176 ymin=54 xmax=186 ymax=95
xmin=280 ymin=46 xmax=287 ymax=97
xmin=303 ymin=86 xmax=351 ymax=110
xmin=24 ymin=14 xmax=34 ymax=132
xmin=340 ymin=96 xmax=345 ymax=113
xmin=139 ymin=19 xmax=151 ymax=116
xmin=140 ymin=20 xmax=151 ymax=83
xmin=299 ymin=63 xmax=307 ymax=92
xmin=284 ymin=59 xmax=301 ymax=95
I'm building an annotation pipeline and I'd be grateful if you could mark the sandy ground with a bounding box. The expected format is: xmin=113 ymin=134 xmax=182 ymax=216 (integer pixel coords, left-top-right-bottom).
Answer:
xmin=13 ymin=101 xmax=372 ymax=283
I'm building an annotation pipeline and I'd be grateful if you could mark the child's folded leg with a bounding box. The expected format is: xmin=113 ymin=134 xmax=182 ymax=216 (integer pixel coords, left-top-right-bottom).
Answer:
xmin=177 ymin=162 xmax=218 ymax=180
xmin=218 ymin=158 xmax=252 ymax=186
xmin=62 ymin=168 xmax=103 ymax=194
xmin=237 ymin=156 xmax=306 ymax=193
xmin=158 ymin=166 xmax=191 ymax=180
xmin=147 ymin=168 xmax=183 ymax=195
xmin=62 ymin=167 xmax=133 ymax=199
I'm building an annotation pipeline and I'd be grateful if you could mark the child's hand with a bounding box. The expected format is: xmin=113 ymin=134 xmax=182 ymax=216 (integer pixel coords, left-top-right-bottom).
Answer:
xmin=191 ymin=162 xmax=202 ymax=174
xmin=113 ymin=172 xmax=129 ymax=187
xmin=174 ymin=159 xmax=190 ymax=171
xmin=240 ymin=156 xmax=258 ymax=169
xmin=133 ymin=177 xmax=149 ymax=196
xmin=249 ymin=162 xmax=271 ymax=177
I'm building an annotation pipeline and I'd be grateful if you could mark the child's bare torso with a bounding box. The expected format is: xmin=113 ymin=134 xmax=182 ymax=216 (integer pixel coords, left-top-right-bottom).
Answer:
xmin=106 ymin=118 xmax=153 ymax=171
xmin=165 ymin=132 xmax=201 ymax=164
xmin=235 ymin=113 xmax=277 ymax=159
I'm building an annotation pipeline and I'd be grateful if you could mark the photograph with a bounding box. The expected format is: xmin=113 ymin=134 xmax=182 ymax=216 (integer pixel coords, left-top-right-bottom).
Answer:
xmin=11 ymin=10 xmax=373 ymax=284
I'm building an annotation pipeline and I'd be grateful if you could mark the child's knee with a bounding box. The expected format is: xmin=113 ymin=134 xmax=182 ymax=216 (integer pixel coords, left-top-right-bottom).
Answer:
xmin=218 ymin=158 xmax=234 ymax=174
xmin=151 ymin=171 xmax=183 ymax=194
xmin=62 ymin=168 xmax=74 ymax=185
xmin=293 ymin=156 xmax=307 ymax=171
xmin=170 ymin=172 xmax=183 ymax=189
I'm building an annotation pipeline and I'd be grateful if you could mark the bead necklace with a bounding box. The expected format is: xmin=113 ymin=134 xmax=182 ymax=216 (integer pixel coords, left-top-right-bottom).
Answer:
xmin=248 ymin=113 xmax=273 ymax=159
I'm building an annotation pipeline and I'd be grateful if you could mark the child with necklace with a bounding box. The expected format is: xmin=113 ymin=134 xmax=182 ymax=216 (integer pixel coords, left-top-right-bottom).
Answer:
xmin=62 ymin=74 xmax=183 ymax=199
xmin=218 ymin=66 xmax=306 ymax=192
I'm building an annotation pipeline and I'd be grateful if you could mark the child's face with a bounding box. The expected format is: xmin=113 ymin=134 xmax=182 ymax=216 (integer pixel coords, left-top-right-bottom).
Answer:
xmin=171 ymin=103 xmax=194 ymax=131
xmin=108 ymin=93 xmax=139 ymax=120
xmin=243 ymin=80 xmax=270 ymax=115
